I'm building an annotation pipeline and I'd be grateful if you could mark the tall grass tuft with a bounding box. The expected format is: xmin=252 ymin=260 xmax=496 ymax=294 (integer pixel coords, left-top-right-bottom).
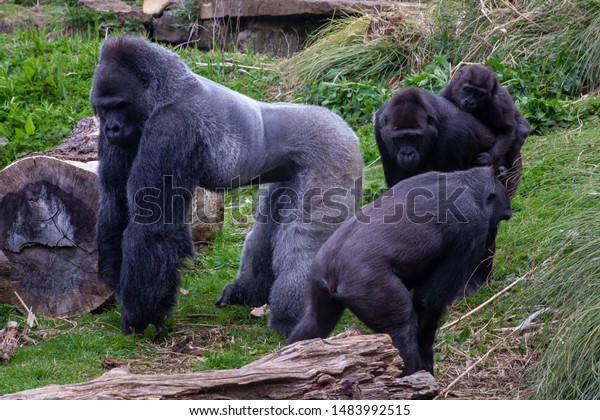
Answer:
xmin=525 ymin=184 xmax=599 ymax=399
xmin=501 ymin=129 xmax=599 ymax=399
xmin=281 ymin=0 xmax=600 ymax=95
xmin=281 ymin=6 xmax=434 ymax=86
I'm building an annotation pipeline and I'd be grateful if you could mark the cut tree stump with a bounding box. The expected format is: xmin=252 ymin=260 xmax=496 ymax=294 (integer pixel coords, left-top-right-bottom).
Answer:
xmin=0 ymin=331 xmax=440 ymax=400
xmin=0 ymin=117 xmax=224 ymax=317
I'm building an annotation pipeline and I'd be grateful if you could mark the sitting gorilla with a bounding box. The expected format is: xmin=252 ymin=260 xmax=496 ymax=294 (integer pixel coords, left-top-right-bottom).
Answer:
xmin=287 ymin=167 xmax=511 ymax=376
xmin=374 ymin=87 xmax=496 ymax=189
xmin=91 ymin=36 xmax=363 ymax=336
xmin=439 ymin=64 xmax=531 ymax=196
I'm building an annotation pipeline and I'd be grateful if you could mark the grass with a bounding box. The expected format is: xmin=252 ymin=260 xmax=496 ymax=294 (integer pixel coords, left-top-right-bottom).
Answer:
xmin=281 ymin=0 xmax=600 ymax=95
xmin=0 ymin=30 xmax=101 ymax=167
xmin=515 ymin=132 xmax=599 ymax=399
xmin=281 ymin=6 xmax=434 ymax=87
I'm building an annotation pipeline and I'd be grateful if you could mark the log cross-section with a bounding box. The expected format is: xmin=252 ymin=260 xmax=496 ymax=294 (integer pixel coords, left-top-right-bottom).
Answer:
xmin=0 ymin=332 xmax=439 ymax=400
xmin=0 ymin=156 xmax=110 ymax=316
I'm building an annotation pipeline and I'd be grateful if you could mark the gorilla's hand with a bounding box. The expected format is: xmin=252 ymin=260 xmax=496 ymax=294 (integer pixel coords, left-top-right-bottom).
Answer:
xmin=215 ymin=283 xmax=240 ymax=307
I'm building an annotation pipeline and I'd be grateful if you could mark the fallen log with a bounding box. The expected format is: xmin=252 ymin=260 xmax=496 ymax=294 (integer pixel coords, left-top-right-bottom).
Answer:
xmin=0 ymin=117 xmax=224 ymax=316
xmin=0 ymin=331 xmax=439 ymax=400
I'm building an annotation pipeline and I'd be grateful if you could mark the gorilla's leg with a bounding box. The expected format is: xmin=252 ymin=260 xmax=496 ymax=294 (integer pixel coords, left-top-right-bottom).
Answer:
xmin=268 ymin=227 xmax=323 ymax=336
xmin=286 ymin=284 xmax=345 ymax=345
xmin=413 ymin=252 xmax=481 ymax=373
xmin=342 ymin=270 xmax=421 ymax=376
xmin=96 ymin=140 xmax=136 ymax=290
xmin=412 ymin=294 xmax=444 ymax=374
xmin=215 ymin=183 xmax=278 ymax=307
xmin=267 ymin=184 xmax=336 ymax=336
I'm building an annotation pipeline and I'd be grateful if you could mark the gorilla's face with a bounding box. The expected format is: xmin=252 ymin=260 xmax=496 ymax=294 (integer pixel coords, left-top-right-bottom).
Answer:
xmin=91 ymin=60 xmax=149 ymax=150
xmin=380 ymin=103 xmax=437 ymax=171
xmin=454 ymin=65 xmax=495 ymax=113
xmin=459 ymin=83 xmax=488 ymax=112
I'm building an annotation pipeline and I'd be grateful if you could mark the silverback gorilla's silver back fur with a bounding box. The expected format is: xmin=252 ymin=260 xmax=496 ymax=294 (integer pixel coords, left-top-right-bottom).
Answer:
xmin=92 ymin=36 xmax=363 ymax=335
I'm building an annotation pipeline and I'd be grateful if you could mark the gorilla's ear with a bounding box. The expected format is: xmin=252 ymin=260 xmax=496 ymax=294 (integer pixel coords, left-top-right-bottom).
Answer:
xmin=453 ymin=68 xmax=463 ymax=82
xmin=491 ymin=76 xmax=499 ymax=95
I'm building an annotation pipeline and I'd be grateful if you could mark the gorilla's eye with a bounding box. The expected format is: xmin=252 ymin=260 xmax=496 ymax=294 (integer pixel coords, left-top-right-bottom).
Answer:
xmin=487 ymin=193 xmax=496 ymax=202
xmin=139 ymin=74 xmax=150 ymax=87
xmin=112 ymin=101 xmax=129 ymax=111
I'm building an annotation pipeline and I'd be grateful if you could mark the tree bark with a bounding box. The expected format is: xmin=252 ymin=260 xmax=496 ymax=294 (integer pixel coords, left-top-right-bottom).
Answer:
xmin=0 ymin=331 xmax=439 ymax=400
xmin=0 ymin=117 xmax=223 ymax=316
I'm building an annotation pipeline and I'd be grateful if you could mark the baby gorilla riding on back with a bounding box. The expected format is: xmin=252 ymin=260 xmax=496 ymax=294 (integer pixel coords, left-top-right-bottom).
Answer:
xmin=287 ymin=167 xmax=512 ymax=376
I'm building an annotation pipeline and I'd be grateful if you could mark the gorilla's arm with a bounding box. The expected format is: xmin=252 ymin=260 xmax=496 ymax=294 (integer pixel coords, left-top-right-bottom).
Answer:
xmin=96 ymin=137 xmax=136 ymax=290
xmin=117 ymin=107 xmax=198 ymax=334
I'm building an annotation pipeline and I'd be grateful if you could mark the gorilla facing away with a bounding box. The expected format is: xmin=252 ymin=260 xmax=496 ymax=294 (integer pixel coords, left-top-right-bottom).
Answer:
xmin=287 ymin=167 xmax=512 ymax=376
xmin=439 ymin=64 xmax=531 ymax=196
xmin=91 ymin=36 xmax=363 ymax=336
xmin=374 ymin=87 xmax=496 ymax=189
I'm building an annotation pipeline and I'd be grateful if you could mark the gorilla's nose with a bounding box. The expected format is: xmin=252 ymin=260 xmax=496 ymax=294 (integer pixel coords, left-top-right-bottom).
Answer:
xmin=105 ymin=121 xmax=123 ymax=141
xmin=400 ymin=149 xmax=414 ymax=158
xmin=461 ymin=99 xmax=475 ymax=110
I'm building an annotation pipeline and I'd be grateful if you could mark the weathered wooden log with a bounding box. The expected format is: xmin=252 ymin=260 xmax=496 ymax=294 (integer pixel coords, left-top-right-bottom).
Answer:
xmin=0 ymin=331 xmax=439 ymax=400
xmin=0 ymin=155 xmax=108 ymax=316
xmin=0 ymin=117 xmax=224 ymax=316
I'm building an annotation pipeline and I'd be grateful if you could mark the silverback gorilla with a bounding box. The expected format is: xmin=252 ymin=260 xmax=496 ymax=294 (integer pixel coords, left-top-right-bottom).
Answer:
xmin=374 ymin=87 xmax=496 ymax=188
xmin=287 ymin=167 xmax=511 ymax=375
xmin=439 ymin=64 xmax=530 ymax=196
xmin=91 ymin=36 xmax=363 ymax=335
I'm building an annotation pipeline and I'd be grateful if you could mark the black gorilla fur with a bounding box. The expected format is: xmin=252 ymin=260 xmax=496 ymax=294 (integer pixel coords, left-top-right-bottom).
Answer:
xmin=91 ymin=36 xmax=363 ymax=335
xmin=287 ymin=167 xmax=512 ymax=376
xmin=374 ymin=87 xmax=496 ymax=189
xmin=439 ymin=64 xmax=531 ymax=196
xmin=374 ymin=87 xmax=504 ymax=295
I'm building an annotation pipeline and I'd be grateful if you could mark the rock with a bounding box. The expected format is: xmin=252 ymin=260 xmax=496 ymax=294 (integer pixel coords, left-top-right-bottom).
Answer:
xmin=199 ymin=0 xmax=403 ymax=19
xmin=191 ymin=187 xmax=224 ymax=244
xmin=78 ymin=0 xmax=423 ymax=56
xmin=143 ymin=0 xmax=174 ymax=16
xmin=151 ymin=10 xmax=193 ymax=46
xmin=236 ymin=17 xmax=307 ymax=57
xmin=78 ymin=0 xmax=152 ymax=25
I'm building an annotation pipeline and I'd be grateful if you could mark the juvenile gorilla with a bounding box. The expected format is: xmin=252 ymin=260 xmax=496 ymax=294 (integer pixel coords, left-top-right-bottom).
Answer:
xmin=374 ymin=87 xmax=495 ymax=188
xmin=91 ymin=36 xmax=363 ymax=336
xmin=439 ymin=64 xmax=531 ymax=195
xmin=287 ymin=167 xmax=511 ymax=375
